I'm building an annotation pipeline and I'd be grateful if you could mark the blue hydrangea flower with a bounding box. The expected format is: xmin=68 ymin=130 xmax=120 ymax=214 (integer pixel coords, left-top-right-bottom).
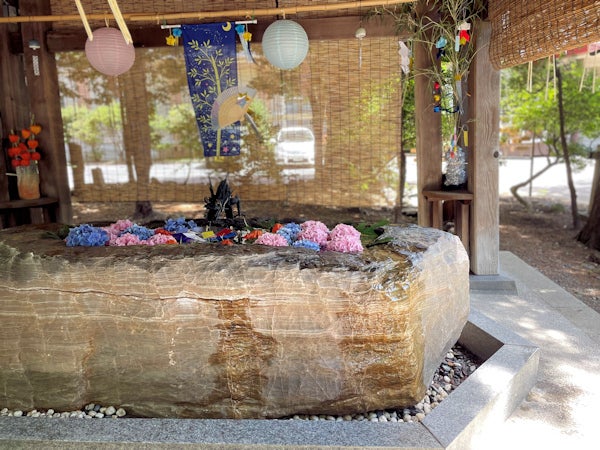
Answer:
xmin=164 ymin=217 xmax=198 ymax=233
xmin=65 ymin=224 xmax=109 ymax=247
xmin=121 ymin=224 xmax=154 ymax=240
xmin=292 ymin=239 xmax=321 ymax=251
xmin=277 ymin=222 xmax=301 ymax=244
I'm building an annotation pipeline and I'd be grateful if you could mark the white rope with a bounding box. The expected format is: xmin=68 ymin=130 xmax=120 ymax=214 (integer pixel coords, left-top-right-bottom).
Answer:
xmin=74 ymin=0 xmax=93 ymax=41
xmin=107 ymin=0 xmax=133 ymax=44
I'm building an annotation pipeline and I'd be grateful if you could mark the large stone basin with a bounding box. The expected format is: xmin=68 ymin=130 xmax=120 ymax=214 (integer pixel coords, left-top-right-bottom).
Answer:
xmin=0 ymin=224 xmax=469 ymax=419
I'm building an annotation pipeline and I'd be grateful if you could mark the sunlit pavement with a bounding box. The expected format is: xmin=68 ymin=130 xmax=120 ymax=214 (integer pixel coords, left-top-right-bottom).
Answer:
xmin=470 ymin=252 xmax=600 ymax=449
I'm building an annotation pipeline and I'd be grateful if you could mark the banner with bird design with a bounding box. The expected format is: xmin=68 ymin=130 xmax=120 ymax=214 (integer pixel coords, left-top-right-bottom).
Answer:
xmin=182 ymin=23 xmax=241 ymax=157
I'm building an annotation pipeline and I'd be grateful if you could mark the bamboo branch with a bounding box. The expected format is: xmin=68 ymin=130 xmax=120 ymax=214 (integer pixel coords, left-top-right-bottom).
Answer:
xmin=0 ymin=0 xmax=415 ymax=24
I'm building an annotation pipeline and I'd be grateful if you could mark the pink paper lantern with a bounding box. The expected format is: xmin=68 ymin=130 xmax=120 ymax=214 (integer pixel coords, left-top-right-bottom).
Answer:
xmin=85 ymin=27 xmax=135 ymax=76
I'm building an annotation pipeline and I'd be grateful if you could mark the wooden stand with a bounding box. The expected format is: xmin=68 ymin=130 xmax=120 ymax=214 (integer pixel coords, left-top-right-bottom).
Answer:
xmin=422 ymin=190 xmax=473 ymax=253
xmin=0 ymin=197 xmax=59 ymax=229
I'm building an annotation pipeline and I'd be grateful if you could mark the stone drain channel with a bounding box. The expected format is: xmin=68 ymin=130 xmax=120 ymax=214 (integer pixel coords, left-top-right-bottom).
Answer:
xmin=0 ymin=309 xmax=539 ymax=449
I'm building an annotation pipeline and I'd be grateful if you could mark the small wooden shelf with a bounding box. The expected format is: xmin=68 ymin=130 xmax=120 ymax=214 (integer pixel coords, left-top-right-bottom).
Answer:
xmin=422 ymin=190 xmax=473 ymax=253
xmin=0 ymin=197 xmax=59 ymax=229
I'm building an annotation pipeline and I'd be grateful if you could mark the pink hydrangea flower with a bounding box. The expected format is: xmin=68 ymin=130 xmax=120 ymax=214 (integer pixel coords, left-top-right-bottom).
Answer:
xmin=326 ymin=224 xmax=363 ymax=253
xmin=104 ymin=219 xmax=135 ymax=245
xmin=146 ymin=234 xmax=177 ymax=245
xmin=113 ymin=233 xmax=142 ymax=246
xmin=255 ymin=232 xmax=289 ymax=247
xmin=105 ymin=219 xmax=134 ymax=234
xmin=298 ymin=220 xmax=330 ymax=247
xmin=329 ymin=223 xmax=361 ymax=240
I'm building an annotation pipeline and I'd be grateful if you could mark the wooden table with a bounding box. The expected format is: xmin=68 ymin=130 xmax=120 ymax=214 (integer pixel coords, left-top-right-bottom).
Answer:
xmin=422 ymin=190 xmax=473 ymax=253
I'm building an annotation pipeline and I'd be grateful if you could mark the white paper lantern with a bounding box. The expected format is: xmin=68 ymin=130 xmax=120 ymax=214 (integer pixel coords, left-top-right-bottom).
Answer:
xmin=85 ymin=27 xmax=135 ymax=76
xmin=262 ymin=20 xmax=309 ymax=70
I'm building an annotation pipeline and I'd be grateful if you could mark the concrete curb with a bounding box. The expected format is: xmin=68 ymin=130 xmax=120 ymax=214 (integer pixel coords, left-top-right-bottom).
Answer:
xmin=0 ymin=309 xmax=539 ymax=449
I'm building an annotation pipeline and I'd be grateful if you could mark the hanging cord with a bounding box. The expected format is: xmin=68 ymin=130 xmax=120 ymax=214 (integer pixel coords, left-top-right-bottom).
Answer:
xmin=526 ymin=60 xmax=533 ymax=93
xmin=107 ymin=0 xmax=133 ymax=44
xmin=75 ymin=0 xmax=94 ymax=41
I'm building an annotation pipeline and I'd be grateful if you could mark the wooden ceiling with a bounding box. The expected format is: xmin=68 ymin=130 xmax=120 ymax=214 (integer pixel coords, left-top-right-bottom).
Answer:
xmin=6 ymin=0 xmax=411 ymax=52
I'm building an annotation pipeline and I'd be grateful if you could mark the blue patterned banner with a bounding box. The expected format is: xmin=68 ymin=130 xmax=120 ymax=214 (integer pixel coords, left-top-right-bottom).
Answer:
xmin=182 ymin=23 xmax=240 ymax=157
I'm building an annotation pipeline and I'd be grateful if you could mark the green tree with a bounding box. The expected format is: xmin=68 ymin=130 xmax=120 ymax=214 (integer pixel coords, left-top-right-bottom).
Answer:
xmin=501 ymin=58 xmax=600 ymax=228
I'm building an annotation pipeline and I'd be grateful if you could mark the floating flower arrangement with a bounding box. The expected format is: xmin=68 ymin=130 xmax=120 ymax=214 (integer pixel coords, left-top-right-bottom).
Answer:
xmin=65 ymin=217 xmax=364 ymax=253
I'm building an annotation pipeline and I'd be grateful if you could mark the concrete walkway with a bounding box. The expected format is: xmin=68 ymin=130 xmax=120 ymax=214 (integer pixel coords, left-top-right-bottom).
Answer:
xmin=471 ymin=251 xmax=600 ymax=449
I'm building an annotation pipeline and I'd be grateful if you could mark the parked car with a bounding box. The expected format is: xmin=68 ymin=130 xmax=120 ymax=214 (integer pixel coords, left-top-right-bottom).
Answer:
xmin=275 ymin=127 xmax=315 ymax=165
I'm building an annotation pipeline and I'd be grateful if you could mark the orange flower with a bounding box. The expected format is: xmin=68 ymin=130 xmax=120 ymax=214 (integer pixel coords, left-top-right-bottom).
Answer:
xmin=272 ymin=223 xmax=283 ymax=233
xmin=245 ymin=229 xmax=264 ymax=240
xmin=6 ymin=122 xmax=42 ymax=166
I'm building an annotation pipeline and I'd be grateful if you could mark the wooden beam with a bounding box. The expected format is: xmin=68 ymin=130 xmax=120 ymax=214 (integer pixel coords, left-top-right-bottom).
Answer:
xmin=46 ymin=15 xmax=402 ymax=52
xmin=0 ymin=0 xmax=415 ymax=24
xmin=468 ymin=21 xmax=500 ymax=275
xmin=414 ymin=1 xmax=442 ymax=228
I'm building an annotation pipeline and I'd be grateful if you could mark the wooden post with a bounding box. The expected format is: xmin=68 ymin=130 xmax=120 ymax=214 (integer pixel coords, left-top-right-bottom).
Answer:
xmin=415 ymin=1 xmax=442 ymax=228
xmin=0 ymin=17 xmax=30 ymax=202
xmin=19 ymin=0 xmax=72 ymax=225
xmin=468 ymin=21 xmax=500 ymax=275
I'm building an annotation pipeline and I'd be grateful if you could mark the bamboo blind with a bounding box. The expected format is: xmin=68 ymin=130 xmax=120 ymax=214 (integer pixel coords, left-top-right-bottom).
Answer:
xmin=61 ymin=36 xmax=403 ymax=208
xmin=489 ymin=0 xmax=600 ymax=69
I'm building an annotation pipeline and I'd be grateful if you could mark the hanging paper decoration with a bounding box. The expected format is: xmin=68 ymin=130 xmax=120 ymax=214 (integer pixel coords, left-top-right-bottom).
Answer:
xmin=433 ymin=81 xmax=442 ymax=112
xmin=235 ymin=24 xmax=254 ymax=62
xmin=85 ymin=27 xmax=135 ymax=76
xmin=435 ymin=36 xmax=447 ymax=59
xmin=165 ymin=27 xmax=181 ymax=46
xmin=262 ymin=20 xmax=309 ymax=70
xmin=455 ymin=22 xmax=470 ymax=53
xmin=444 ymin=135 xmax=467 ymax=188
xmin=398 ymin=41 xmax=411 ymax=74
xmin=182 ymin=23 xmax=241 ymax=157
xmin=355 ymin=26 xmax=366 ymax=68
xmin=166 ymin=30 xmax=177 ymax=46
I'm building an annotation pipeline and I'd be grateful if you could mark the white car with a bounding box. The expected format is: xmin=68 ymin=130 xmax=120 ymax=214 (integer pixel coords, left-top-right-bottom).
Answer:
xmin=275 ymin=127 xmax=315 ymax=165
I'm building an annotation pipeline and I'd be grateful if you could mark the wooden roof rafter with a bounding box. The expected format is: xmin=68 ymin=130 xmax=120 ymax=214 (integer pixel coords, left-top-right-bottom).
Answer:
xmin=0 ymin=0 xmax=416 ymax=24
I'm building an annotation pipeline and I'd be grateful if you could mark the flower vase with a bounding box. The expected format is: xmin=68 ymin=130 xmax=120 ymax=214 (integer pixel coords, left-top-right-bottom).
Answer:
xmin=16 ymin=163 xmax=41 ymax=200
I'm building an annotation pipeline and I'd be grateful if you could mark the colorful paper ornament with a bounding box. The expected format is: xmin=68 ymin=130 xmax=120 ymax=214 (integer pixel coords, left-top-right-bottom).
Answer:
xmin=435 ymin=36 xmax=447 ymax=59
xmin=433 ymin=81 xmax=442 ymax=112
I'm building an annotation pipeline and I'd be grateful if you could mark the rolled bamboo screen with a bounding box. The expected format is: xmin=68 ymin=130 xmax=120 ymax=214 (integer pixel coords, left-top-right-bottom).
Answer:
xmin=489 ymin=0 xmax=600 ymax=69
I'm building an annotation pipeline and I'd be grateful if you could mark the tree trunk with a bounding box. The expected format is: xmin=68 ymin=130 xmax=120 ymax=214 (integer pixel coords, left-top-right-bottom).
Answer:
xmin=510 ymin=158 xmax=561 ymax=209
xmin=555 ymin=61 xmax=580 ymax=228
xmin=577 ymin=152 xmax=600 ymax=250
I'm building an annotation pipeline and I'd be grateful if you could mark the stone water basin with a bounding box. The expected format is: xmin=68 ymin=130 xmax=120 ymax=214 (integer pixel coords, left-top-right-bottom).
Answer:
xmin=0 ymin=224 xmax=469 ymax=419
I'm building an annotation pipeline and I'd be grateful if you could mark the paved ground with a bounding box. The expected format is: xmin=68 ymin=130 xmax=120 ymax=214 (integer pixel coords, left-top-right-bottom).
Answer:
xmin=471 ymin=252 xmax=600 ymax=449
